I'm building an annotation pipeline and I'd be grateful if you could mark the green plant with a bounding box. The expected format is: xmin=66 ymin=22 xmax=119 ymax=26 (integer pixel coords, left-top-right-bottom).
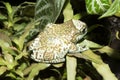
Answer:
xmin=0 ymin=2 xmax=36 ymax=80
xmin=0 ymin=0 xmax=119 ymax=80
xmin=85 ymin=0 xmax=120 ymax=18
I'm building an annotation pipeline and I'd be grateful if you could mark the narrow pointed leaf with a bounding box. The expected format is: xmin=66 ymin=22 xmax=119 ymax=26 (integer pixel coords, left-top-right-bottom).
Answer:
xmin=27 ymin=63 xmax=50 ymax=80
xmin=63 ymin=0 xmax=73 ymax=22
xmin=78 ymin=39 xmax=102 ymax=49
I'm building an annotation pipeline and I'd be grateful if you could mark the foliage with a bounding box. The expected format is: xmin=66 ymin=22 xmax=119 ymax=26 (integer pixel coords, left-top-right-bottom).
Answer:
xmin=85 ymin=0 xmax=120 ymax=18
xmin=0 ymin=0 xmax=119 ymax=80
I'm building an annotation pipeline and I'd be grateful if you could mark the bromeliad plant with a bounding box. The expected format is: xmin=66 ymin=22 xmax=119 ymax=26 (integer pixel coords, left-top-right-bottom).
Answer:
xmin=0 ymin=0 xmax=120 ymax=80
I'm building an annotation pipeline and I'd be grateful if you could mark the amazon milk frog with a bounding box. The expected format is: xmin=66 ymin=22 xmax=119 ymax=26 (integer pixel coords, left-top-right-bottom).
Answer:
xmin=29 ymin=19 xmax=88 ymax=63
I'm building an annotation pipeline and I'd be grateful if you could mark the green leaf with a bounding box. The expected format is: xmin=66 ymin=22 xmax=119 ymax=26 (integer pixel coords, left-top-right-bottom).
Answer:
xmin=82 ymin=50 xmax=103 ymax=64
xmin=2 ymin=2 xmax=13 ymax=27
xmin=92 ymin=62 xmax=117 ymax=80
xmin=6 ymin=72 xmax=16 ymax=79
xmin=115 ymin=6 xmax=120 ymax=17
xmin=73 ymin=14 xmax=82 ymax=20
xmin=13 ymin=22 xmax=34 ymax=50
xmin=23 ymin=63 xmax=50 ymax=76
xmin=26 ymin=63 xmax=50 ymax=80
xmin=3 ymin=53 xmax=17 ymax=70
xmin=14 ymin=69 xmax=24 ymax=77
xmin=0 ymin=39 xmax=15 ymax=55
xmin=0 ymin=57 xmax=6 ymax=65
xmin=15 ymin=52 xmax=28 ymax=61
xmin=63 ymin=0 xmax=73 ymax=22
xmin=13 ymin=23 xmax=26 ymax=32
xmin=62 ymin=69 xmax=67 ymax=79
xmin=2 ymin=2 xmax=13 ymax=16
xmin=0 ymin=66 xmax=7 ymax=75
xmin=76 ymin=76 xmax=83 ymax=80
xmin=66 ymin=56 xmax=77 ymax=80
xmin=0 ymin=29 xmax=11 ymax=36
xmin=78 ymin=39 xmax=102 ymax=49
xmin=16 ymin=2 xmax=35 ymax=17
xmin=23 ymin=63 xmax=36 ymax=76
xmin=18 ymin=62 xmax=28 ymax=71
xmin=52 ymin=63 xmax=64 ymax=68
xmin=85 ymin=0 xmax=110 ymax=14
xmin=35 ymin=0 xmax=65 ymax=29
xmin=0 ymin=32 xmax=12 ymax=46
xmin=99 ymin=0 xmax=120 ymax=18
xmin=0 ymin=13 xmax=7 ymax=20
xmin=4 ymin=53 xmax=13 ymax=64
xmin=97 ymin=46 xmax=120 ymax=59
xmin=12 ymin=2 xmax=35 ymax=24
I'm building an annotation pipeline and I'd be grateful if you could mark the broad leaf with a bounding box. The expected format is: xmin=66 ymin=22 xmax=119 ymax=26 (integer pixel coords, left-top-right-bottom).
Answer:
xmin=99 ymin=0 xmax=120 ymax=18
xmin=85 ymin=0 xmax=110 ymax=14
xmin=35 ymin=0 xmax=65 ymax=29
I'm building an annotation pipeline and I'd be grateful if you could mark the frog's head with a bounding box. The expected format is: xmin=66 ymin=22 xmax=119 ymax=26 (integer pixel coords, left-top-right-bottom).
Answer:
xmin=72 ymin=19 xmax=87 ymax=42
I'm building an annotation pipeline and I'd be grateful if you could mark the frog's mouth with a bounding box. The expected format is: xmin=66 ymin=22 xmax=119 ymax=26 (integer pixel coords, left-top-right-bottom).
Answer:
xmin=76 ymin=33 xmax=87 ymax=42
xmin=71 ymin=31 xmax=87 ymax=43
xmin=76 ymin=27 xmax=87 ymax=41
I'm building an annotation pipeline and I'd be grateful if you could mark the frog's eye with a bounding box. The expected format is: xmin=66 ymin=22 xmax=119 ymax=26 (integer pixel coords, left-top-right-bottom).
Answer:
xmin=80 ymin=26 xmax=87 ymax=34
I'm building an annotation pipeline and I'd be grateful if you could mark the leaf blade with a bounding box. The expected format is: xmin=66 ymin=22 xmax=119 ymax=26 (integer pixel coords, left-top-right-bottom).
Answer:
xmin=85 ymin=0 xmax=110 ymax=14
xmin=35 ymin=0 xmax=65 ymax=29
xmin=99 ymin=0 xmax=120 ymax=18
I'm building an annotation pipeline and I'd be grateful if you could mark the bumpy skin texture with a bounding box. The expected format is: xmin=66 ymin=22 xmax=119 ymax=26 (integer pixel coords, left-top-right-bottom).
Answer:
xmin=29 ymin=19 xmax=87 ymax=63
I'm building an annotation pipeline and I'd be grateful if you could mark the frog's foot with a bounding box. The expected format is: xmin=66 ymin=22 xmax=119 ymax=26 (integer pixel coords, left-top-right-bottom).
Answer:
xmin=76 ymin=44 xmax=89 ymax=52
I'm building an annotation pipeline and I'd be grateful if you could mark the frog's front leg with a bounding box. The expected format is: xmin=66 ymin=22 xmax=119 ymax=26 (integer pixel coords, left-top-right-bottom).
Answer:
xmin=69 ymin=43 xmax=89 ymax=53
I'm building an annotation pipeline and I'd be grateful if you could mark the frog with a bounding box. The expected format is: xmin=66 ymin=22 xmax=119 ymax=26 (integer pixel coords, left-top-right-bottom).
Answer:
xmin=29 ymin=19 xmax=88 ymax=63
